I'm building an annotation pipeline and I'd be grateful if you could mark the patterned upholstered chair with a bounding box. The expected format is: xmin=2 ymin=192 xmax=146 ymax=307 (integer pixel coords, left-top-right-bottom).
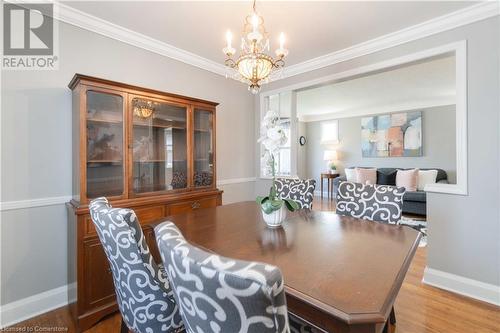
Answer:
xmin=275 ymin=178 xmax=316 ymax=209
xmin=336 ymin=181 xmax=406 ymax=224
xmin=335 ymin=181 xmax=405 ymax=331
xmin=155 ymin=222 xmax=325 ymax=333
xmin=89 ymin=198 xmax=184 ymax=333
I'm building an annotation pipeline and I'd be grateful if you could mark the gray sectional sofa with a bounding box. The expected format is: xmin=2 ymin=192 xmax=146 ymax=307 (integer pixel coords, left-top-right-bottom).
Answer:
xmin=333 ymin=167 xmax=448 ymax=216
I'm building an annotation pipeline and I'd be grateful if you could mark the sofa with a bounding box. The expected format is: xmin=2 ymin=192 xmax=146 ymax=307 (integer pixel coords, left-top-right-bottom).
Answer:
xmin=333 ymin=167 xmax=448 ymax=216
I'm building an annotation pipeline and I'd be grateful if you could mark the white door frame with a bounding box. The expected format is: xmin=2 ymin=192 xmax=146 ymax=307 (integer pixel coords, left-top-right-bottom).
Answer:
xmin=259 ymin=40 xmax=468 ymax=195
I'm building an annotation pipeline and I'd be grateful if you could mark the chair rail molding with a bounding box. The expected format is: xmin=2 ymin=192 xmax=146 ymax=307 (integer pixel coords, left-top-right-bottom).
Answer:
xmin=260 ymin=41 xmax=468 ymax=196
xmin=0 ymin=196 xmax=73 ymax=212
xmin=11 ymin=1 xmax=496 ymax=80
xmin=0 ymin=178 xmax=256 ymax=211
xmin=423 ymin=267 xmax=500 ymax=306
xmin=217 ymin=177 xmax=256 ymax=186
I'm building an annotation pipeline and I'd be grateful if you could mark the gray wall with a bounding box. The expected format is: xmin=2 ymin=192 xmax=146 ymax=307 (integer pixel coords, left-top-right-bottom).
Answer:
xmin=304 ymin=105 xmax=457 ymax=188
xmin=1 ymin=22 xmax=255 ymax=305
xmin=257 ymin=17 xmax=500 ymax=287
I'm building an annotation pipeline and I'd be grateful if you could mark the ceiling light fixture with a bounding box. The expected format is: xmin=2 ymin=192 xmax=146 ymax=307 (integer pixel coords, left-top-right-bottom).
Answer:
xmin=223 ymin=0 xmax=289 ymax=94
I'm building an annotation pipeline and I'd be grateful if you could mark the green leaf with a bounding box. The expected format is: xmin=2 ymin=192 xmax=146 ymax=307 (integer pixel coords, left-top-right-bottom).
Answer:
xmin=256 ymin=196 xmax=269 ymax=205
xmin=261 ymin=198 xmax=283 ymax=214
xmin=283 ymin=199 xmax=300 ymax=212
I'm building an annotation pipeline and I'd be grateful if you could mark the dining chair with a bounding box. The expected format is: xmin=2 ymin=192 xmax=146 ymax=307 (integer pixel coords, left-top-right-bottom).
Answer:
xmin=335 ymin=181 xmax=405 ymax=332
xmin=275 ymin=178 xmax=317 ymax=209
xmin=89 ymin=197 xmax=184 ymax=333
xmin=155 ymin=221 xmax=325 ymax=333
xmin=336 ymin=181 xmax=406 ymax=224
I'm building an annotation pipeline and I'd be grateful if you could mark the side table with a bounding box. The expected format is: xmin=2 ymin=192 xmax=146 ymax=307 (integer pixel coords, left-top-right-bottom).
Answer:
xmin=321 ymin=173 xmax=340 ymax=199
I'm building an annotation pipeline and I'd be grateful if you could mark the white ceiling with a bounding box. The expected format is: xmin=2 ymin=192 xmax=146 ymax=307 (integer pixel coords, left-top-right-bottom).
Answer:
xmin=297 ymin=55 xmax=456 ymax=121
xmin=63 ymin=1 xmax=478 ymax=66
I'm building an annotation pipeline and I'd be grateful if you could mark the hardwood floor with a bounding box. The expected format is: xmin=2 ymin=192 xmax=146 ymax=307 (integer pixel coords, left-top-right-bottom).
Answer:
xmin=7 ymin=197 xmax=500 ymax=333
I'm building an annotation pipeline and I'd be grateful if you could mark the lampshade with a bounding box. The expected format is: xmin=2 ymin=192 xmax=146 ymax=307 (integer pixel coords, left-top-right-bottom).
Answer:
xmin=323 ymin=150 xmax=338 ymax=161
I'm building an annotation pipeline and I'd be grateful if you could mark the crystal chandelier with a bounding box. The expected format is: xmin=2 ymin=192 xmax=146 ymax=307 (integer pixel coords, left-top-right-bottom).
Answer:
xmin=223 ymin=0 xmax=289 ymax=94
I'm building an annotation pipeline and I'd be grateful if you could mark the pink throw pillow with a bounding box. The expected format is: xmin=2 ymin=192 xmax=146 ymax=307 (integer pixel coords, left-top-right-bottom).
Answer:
xmin=355 ymin=168 xmax=377 ymax=185
xmin=396 ymin=169 xmax=419 ymax=191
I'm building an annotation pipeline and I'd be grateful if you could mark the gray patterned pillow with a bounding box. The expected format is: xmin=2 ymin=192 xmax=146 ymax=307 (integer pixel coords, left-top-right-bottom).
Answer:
xmin=336 ymin=181 xmax=405 ymax=224
xmin=275 ymin=178 xmax=316 ymax=209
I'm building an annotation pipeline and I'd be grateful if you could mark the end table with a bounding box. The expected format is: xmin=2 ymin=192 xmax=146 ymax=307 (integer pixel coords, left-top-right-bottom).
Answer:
xmin=321 ymin=172 xmax=340 ymax=199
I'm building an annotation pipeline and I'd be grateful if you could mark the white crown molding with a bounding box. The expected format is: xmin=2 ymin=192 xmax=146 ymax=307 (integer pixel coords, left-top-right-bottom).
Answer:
xmin=0 ymin=283 xmax=76 ymax=329
xmin=423 ymin=267 xmax=500 ymax=306
xmin=281 ymin=1 xmax=499 ymax=79
xmin=298 ymin=97 xmax=456 ymax=122
xmin=0 ymin=196 xmax=72 ymax=211
xmin=55 ymin=2 xmax=227 ymax=76
xmin=32 ymin=1 xmax=497 ymax=81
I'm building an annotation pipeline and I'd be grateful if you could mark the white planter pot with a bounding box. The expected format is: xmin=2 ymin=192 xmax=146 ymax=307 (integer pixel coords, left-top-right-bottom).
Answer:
xmin=262 ymin=205 xmax=287 ymax=228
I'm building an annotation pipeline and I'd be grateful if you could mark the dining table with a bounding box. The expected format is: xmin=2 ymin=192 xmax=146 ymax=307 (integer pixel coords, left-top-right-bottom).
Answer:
xmin=150 ymin=201 xmax=421 ymax=333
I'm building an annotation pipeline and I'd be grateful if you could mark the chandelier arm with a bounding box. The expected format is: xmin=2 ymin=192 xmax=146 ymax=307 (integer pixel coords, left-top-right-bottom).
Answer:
xmin=224 ymin=58 xmax=236 ymax=68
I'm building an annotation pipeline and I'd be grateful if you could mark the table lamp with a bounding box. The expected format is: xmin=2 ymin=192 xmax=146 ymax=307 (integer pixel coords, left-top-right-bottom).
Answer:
xmin=323 ymin=150 xmax=338 ymax=173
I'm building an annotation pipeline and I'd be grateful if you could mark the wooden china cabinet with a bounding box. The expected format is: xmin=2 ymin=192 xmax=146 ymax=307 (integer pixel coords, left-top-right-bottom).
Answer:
xmin=66 ymin=74 xmax=222 ymax=331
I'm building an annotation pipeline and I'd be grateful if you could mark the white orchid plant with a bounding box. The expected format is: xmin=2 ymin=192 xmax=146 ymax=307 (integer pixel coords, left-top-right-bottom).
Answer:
xmin=257 ymin=110 xmax=299 ymax=214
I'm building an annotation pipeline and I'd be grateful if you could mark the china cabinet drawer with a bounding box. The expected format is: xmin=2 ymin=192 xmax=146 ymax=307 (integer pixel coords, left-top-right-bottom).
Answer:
xmin=84 ymin=204 xmax=165 ymax=236
xmin=168 ymin=197 xmax=217 ymax=215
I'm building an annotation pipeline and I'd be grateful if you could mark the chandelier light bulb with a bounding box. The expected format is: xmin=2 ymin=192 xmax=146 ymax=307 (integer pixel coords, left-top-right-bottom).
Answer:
xmin=279 ymin=32 xmax=285 ymax=50
xmin=226 ymin=30 xmax=232 ymax=48
xmin=252 ymin=13 xmax=259 ymax=32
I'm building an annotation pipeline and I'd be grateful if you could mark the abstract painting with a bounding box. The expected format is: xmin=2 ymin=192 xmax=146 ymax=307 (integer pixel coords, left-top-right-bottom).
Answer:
xmin=361 ymin=111 xmax=422 ymax=157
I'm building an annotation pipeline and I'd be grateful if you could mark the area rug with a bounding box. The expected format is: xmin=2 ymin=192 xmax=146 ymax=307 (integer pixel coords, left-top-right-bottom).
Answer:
xmin=399 ymin=217 xmax=427 ymax=247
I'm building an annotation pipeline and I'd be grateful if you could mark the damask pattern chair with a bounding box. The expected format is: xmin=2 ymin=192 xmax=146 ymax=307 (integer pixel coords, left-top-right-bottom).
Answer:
xmin=89 ymin=198 xmax=184 ymax=333
xmin=155 ymin=222 xmax=325 ymax=333
xmin=335 ymin=181 xmax=404 ymax=331
xmin=275 ymin=178 xmax=317 ymax=209
xmin=336 ymin=181 xmax=406 ymax=224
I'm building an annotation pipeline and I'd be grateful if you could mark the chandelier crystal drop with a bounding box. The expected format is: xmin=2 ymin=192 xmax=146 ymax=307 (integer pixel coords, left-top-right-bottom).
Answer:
xmin=222 ymin=0 xmax=288 ymax=94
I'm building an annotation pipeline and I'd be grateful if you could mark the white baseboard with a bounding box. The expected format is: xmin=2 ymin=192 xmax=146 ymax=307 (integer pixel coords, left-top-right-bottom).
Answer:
xmin=0 ymin=283 xmax=76 ymax=329
xmin=423 ymin=267 xmax=500 ymax=306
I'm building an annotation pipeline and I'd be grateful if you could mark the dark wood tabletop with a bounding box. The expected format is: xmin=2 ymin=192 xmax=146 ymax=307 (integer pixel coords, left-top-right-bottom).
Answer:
xmin=151 ymin=201 xmax=421 ymax=333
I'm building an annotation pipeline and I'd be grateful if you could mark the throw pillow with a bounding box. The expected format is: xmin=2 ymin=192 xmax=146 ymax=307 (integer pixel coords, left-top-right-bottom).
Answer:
xmin=345 ymin=168 xmax=357 ymax=182
xmin=418 ymin=169 xmax=438 ymax=191
xmin=377 ymin=170 xmax=397 ymax=185
xmin=355 ymin=168 xmax=377 ymax=185
xmin=396 ymin=169 xmax=419 ymax=191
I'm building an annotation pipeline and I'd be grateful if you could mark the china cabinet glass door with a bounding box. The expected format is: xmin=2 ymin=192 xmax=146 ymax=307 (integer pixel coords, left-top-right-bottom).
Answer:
xmin=193 ymin=108 xmax=214 ymax=187
xmin=86 ymin=90 xmax=125 ymax=198
xmin=130 ymin=96 xmax=188 ymax=195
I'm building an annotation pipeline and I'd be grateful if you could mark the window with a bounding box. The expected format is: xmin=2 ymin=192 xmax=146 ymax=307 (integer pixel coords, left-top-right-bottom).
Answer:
xmin=261 ymin=92 xmax=293 ymax=177
xmin=276 ymin=119 xmax=291 ymax=176
xmin=321 ymin=120 xmax=339 ymax=144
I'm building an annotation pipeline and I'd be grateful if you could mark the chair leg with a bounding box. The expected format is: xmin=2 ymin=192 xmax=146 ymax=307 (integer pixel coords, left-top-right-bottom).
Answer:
xmin=120 ymin=318 xmax=129 ymax=333
xmin=390 ymin=306 xmax=396 ymax=325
